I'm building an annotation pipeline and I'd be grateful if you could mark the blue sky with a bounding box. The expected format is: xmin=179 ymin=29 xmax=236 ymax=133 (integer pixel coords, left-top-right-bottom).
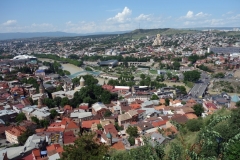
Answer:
xmin=0 ymin=0 xmax=240 ymax=33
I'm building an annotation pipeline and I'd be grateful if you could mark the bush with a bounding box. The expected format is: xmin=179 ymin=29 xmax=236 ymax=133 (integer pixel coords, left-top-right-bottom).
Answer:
xmin=128 ymin=136 xmax=135 ymax=146
xmin=186 ymin=119 xmax=203 ymax=132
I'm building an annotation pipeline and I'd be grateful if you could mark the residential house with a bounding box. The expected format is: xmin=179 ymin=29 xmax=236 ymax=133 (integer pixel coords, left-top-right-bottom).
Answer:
xmin=92 ymin=102 xmax=108 ymax=116
xmin=63 ymin=131 xmax=76 ymax=145
xmin=118 ymin=110 xmax=138 ymax=126
xmin=169 ymin=99 xmax=182 ymax=107
xmin=5 ymin=126 xmax=26 ymax=144
xmin=133 ymin=122 xmax=154 ymax=134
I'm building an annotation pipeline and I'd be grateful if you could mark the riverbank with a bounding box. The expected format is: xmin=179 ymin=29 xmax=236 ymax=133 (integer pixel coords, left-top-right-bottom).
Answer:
xmin=39 ymin=58 xmax=83 ymax=74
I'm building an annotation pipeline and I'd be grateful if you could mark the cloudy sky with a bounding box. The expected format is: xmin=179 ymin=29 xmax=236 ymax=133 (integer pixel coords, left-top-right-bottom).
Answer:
xmin=0 ymin=0 xmax=240 ymax=33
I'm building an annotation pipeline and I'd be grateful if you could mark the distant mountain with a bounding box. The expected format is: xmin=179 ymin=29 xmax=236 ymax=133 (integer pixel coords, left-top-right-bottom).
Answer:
xmin=0 ymin=30 xmax=131 ymax=40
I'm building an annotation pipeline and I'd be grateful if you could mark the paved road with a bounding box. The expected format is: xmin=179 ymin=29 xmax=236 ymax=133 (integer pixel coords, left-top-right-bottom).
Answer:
xmin=189 ymin=72 xmax=210 ymax=98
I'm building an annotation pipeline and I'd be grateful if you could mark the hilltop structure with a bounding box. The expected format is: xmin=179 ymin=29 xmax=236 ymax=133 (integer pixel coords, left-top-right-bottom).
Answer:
xmin=152 ymin=34 xmax=162 ymax=46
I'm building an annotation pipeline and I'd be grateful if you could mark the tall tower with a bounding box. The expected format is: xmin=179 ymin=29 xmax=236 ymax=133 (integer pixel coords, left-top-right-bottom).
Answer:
xmin=106 ymin=132 xmax=112 ymax=146
xmin=80 ymin=77 xmax=85 ymax=87
xmin=38 ymin=96 xmax=43 ymax=108
xmin=39 ymin=79 xmax=45 ymax=94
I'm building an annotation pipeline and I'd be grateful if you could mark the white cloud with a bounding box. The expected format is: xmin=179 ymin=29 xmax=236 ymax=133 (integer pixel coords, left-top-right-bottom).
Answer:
xmin=186 ymin=11 xmax=194 ymax=18
xmin=107 ymin=7 xmax=132 ymax=23
xmin=3 ymin=20 xmax=17 ymax=26
xmin=181 ymin=11 xmax=209 ymax=19
xmin=31 ymin=23 xmax=53 ymax=27
xmin=135 ymin=14 xmax=151 ymax=21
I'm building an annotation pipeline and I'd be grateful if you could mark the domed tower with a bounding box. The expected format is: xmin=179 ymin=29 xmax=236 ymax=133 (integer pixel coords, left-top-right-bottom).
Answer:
xmin=38 ymin=96 xmax=43 ymax=108
xmin=80 ymin=77 xmax=85 ymax=87
xmin=106 ymin=132 xmax=112 ymax=146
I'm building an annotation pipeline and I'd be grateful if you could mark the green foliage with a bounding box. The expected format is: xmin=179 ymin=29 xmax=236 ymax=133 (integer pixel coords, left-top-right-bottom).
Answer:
xmin=43 ymin=98 xmax=56 ymax=108
xmin=128 ymin=136 xmax=135 ymax=146
xmin=165 ymin=98 xmax=170 ymax=106
xmin=193 ymin=104 xmax=204 ymax=117
xmin=34 ymin=54 xmax=83 ymax=67
xmin=61 ymin=97 xmax=70 ymax=107
xmin=104 ymin=110 xmax=112 ymax=117
xmin=168 ymin=142 xmax=183 ymax=160
xmin=183 ymin=70 xmax=201 ymax=82
xmin=197 ymin=64 xmax=212 ymax=72
xmin=21 ymin=77 xmax=39 ymax=92
xmin=15 ymin=112 xmax=27 ymax=123
xmin=126 ymin=126 xmax=138 ymax=138
xmin=114 ymin=122 xmax=123 ymax=131
xmin=54 ymin=97 xmax=62 ymax=107
xmin=186 ymin=119 xmax=203 ymax=132
xmin=18 ymin=129 xmax=35 ymax=145
xmin=150 ymin=94 xmax=159 ymax=100
xmin=213 ymin=72 xmax=225 ymax=78
xmin=50 ymin=109 xmax=58 ymax=119
xmin=61 ymin=132 xmax=109 ymax=160
xmin=109 ymin=138 xmax=165 ymax=160
xmin=97 ymin=124 xmax=103 ymax=130
xmin=85 ymin=66 xmax=93 ymax=71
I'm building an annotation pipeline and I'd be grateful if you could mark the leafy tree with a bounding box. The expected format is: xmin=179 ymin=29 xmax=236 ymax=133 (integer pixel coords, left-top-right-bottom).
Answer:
xmin=166 ymin=72 xmax=172 ymax=80
xmin=18 ymin=129 xmax=35 ymax=145
xmin=97 ymin=124 xmax=103 ymax=130
xmin=39 ymin=119 xmax=49 ymax=128
xmin=128 ymin=136 xmax=135 ymax=146
xmin=61 ymin=132 xmax=109 ymax=160
xmin=183 ymin=70 xmax=201 ymax=82
xmin=109 ymin=138 xmax=165 ymax=160
xmin=186 ymin=119 xmax=203 ymax=132
xmin=15 ymin=112 xmax=27 ymax=123
xmin=165 ymin=98 xmax=170 ymax=106
xmin=140 ymin=74 xmax=146 ymax=80
xmin=43 ymin=98 xmax=56 ymax=108
xmin=50 ymin=109 xmax=58 ymax=120
xmin=168 ymin=142 xmax=184 ymax=160
xmin=193 ymin=104 xmax=204 ymax=117
xmin=104 ymin=110 xmax=112 ymax=117
xmin=61 ymin=97 xmax=70 ymax=107
xmin=126 ymin=126 xmax=138 ymax=138
xmin=150 ymin=94 xmax=159 ymax=100
xmin=225 ymin=141 xmax=240 ymax=160
xmin=173 ymin=61 xmax=181 ymax=70
xmin=54 ymin=97 xmax=62 ymax=107
xmin=31 ymin=116 xmax=39 ymax=124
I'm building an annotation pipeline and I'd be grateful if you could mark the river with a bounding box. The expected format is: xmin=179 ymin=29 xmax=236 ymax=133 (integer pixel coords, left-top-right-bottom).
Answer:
xmin=38 ymin=58 xmax=108 ymax=85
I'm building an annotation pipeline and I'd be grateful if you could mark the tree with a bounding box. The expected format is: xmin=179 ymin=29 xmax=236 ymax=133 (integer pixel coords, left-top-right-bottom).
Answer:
xmin=151 ymin=94 xmax=159 ymax=100
xmin=54 ymin=97 xmax=62 ymax=107
xmin=165 ymin=98 xmax=170 ymax=106
xmin=186 ymin=119 xmax=203 ymax=132
xmin=18 ymin=129 xmax=35 ymax=145
xmin=43 ymin=98 xmax=56 ymax=108
xmin=31 ymin=116 xmax=39 ymax=125
xmin=104 ymin=110 xmax=112 ymax=117
xmin=128 ymin=136 xmax=135 ymax=146
xmin=140 ymin=74 xmax=146 ymax=80
xmin=183 ymin=70 xmax=201 ymax=82
xmin=225 ymin=141 xmax=240 ymax=160
xmin=173 ymin=61 xmax=181 ymax=70
xmin=60 ymin=132 xmax=109 ymax=160
xmin=15 ymin=112 xmax=27 ymax=123
xmin=166 ymin=72 xmax=172 ymax=80
xmin=193 ymin=104 xmax=204 ymax=117
xmin=168 ymin=142 xmax=184 ymax=160
xmin=61 ymin=97 xmax=70 ymax=107
xmin=50 ymin=109 xmax=58 ymax=120
xmin=126 ymin=126 xmax=138 ymax=137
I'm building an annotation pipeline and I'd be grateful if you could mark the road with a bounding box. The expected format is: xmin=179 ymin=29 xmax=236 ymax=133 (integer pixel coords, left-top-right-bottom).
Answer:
xmin=188 ymin=72 xmax=210 ymax=98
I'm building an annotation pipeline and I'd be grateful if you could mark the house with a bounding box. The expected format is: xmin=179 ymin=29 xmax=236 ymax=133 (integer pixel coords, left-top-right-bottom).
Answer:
xmin=171 ymin=114 xmax=188 ymax=124
xmin=65 ymin=120 xmax=80 ymax=136
xmin=169 ymin=99 xmax=182 ymax=107
xmin=92 ymin=102 xmax=108 ymax=116
xmin=133 ymin=122 xmax=154 ymax=134
xmin=79 ymin=103 xmax=90 ymax=112
xmin=118 ymin=110 xmax=138 ymax=126
xmin=103 ymin=123 xmax=118 ymax=138
xmin=135 ymin=132 xmax=166 ymax=146
xmin=0 ymin=110 xmax=17 ymax=123
xmin=46 ymin=144 xmax=63 ymax=158
xmin=5 ymin=126 xmax=26 ymax=144
xmin=81 ymin=120 xmax=100 ymax=131
xmin=63 ymin=131 xmax=76 ymax=145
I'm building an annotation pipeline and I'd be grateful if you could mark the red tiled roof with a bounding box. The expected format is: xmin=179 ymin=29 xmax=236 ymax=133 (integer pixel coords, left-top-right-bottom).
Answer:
xmin=5 ymin=126 xmax=26 ymax=137
xmin=205 ymin=102 xmax=218 ymax=109
xmin=63 ymin=131 xmax=76 ymax=144
xmin=66 ymin=121 xmax=79 ymax=129
xmin=82 ymin=120 xmax=100 ymax=129
xmin=111 ymin=141 xmax=125 ymax=150
xmin=32 ymin=149 xmax=41 ymax=159
xmin=47 ymin=144 xmax=63 ymax=154
xmin=104 ymin=123 xmax=118 ymax=137
xmin=152 ymin=120 xmax=167 ymax=127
